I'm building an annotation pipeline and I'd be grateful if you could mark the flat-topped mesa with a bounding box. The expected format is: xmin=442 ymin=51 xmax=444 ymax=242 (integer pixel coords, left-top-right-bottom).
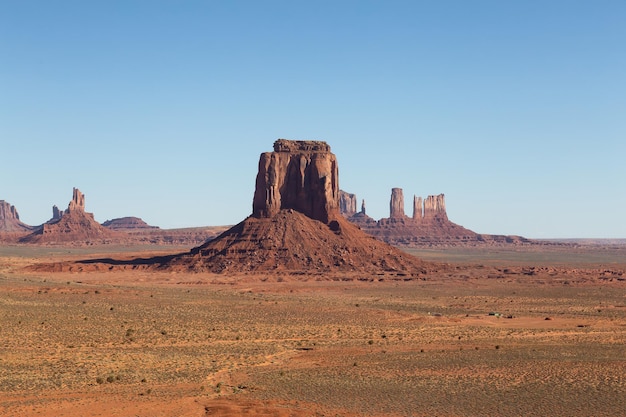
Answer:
xmin=66 ymin=187 xmax=85 ymax=213
xmin=253 ymin=139 xmax=339 ymax=224
xmin=423 ymin=194 xmax=448 ymax=221
xmin=389 ymin=188 xmax=406 ymax=219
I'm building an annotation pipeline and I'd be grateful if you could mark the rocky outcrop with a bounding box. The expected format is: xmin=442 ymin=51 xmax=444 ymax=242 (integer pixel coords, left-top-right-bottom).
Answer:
xmin=253 ymin=139 xmax=339 ymax=224
xmin=339 ymin=190 xmax=357 ymax=217
xmin=389 ymin=188 xmax=405 ymax=219
xmin=154 ymin=139 xmax=428 ymax=275
xmin=0 ymin=200 xmax=33 ymax=233
xmin=20 ymin=188 xmax=120 ymax=244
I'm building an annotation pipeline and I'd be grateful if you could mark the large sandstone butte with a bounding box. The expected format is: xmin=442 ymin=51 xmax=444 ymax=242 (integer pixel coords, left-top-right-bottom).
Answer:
xmin=0 ymin=200 xmax=33 ymax=233
xmin=20 ymin=188 xmax=120 ymax=244
xmin=158 ymin=140 xmax=428 ymax=275
xmin=253 ymin=139 xmax=339 ymax=224
xmin=342 ymin=188 xmax=529 ymax=247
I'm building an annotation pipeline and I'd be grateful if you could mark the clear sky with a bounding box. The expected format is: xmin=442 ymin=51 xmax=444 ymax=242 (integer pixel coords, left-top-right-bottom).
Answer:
xmin=2 ymin=1 xmax=625 ymax=238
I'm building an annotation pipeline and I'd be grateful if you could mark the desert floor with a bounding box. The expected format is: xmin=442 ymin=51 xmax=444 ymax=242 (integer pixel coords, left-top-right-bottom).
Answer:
xmin=1 ymin=244 xmax=625 ymax=416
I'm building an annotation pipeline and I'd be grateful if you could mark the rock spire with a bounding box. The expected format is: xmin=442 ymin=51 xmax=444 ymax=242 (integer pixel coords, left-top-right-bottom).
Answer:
xmin=67 ymin=187 xmax=86 ymax=213
xmin=413 ymin=195 xmax=423 ymax=220
xmin=389 ymin=188 xmax=405 ymax=219
xmin=20 ymin=188 xmax=119 ymax=244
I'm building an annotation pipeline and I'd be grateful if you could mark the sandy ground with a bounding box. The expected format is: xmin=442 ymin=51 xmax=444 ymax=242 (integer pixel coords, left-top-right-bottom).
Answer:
xmin=1 ymin=245 xmax=625 ymax=416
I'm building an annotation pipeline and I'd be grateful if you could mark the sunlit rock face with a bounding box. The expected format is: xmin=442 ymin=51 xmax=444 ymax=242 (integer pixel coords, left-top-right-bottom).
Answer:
xmin=253 ymin=139 xmax=339 ymax=224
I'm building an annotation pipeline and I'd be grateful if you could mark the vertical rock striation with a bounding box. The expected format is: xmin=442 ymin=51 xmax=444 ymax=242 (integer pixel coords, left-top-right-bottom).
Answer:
xmin=253 ymin=139 xmax=339 ymax=224
xmin=424 ymin=194 xmax=448 ymax=221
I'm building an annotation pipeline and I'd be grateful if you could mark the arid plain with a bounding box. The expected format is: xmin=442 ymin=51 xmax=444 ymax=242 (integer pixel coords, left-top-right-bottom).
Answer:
xmin=1 ymin=243 xmax=625 ymax=417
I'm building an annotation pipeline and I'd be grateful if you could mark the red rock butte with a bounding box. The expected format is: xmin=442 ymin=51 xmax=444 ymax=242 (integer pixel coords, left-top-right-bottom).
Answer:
xmin=253 ymin=139 xmax=339 ymax=224
xmin=157 ymin=139 xmax=428 ymax=275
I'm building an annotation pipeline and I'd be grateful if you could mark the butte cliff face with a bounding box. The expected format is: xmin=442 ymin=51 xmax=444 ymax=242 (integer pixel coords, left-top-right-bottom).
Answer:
xmin=158 ymin=139 xmax=427 ymax=275
xmin=0 ymin=200 xmax=33 ymax=233
xmin=253 ymin=139 xmax=339 ymax=224
xmin=20 ymin=188 xmax=120 ymax=244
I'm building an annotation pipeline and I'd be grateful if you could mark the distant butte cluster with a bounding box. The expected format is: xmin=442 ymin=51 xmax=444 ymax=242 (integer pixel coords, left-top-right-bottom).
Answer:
xmin=339 ymin=188 xmax=529 ymax=247
xmin=0 ymin=188 xmax=224 ymax=246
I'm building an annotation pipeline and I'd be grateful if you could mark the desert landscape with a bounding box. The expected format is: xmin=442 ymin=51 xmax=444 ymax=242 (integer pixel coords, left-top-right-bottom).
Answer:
xmin=1 ymin=244 xmax=625 ymax=417
xmin=1 ymin=140 xmax=625 ymax=416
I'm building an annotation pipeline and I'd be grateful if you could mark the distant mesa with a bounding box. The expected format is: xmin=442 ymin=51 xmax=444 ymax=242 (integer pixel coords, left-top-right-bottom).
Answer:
xmin=340 ymin=188 xmax=530 ymax=247
xmin=0 ymin=200 xmax=34 ymax=233
xmin=102 ymin=217 xmax=159 ymax=231
xmin=20 ymin=188 xmax=120 ymax=244
xmin=153 ymin=139 xmax=428 ymax=275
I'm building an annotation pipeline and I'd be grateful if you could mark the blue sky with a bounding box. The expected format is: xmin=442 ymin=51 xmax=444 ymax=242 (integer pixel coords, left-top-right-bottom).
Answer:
xmin=1 ymin=1 xmax=625 ymax=238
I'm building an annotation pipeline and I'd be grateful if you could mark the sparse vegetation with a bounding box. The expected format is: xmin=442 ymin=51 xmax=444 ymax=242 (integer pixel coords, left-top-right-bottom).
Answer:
xmin=0 ymin=244 xmax=625 ymax=416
